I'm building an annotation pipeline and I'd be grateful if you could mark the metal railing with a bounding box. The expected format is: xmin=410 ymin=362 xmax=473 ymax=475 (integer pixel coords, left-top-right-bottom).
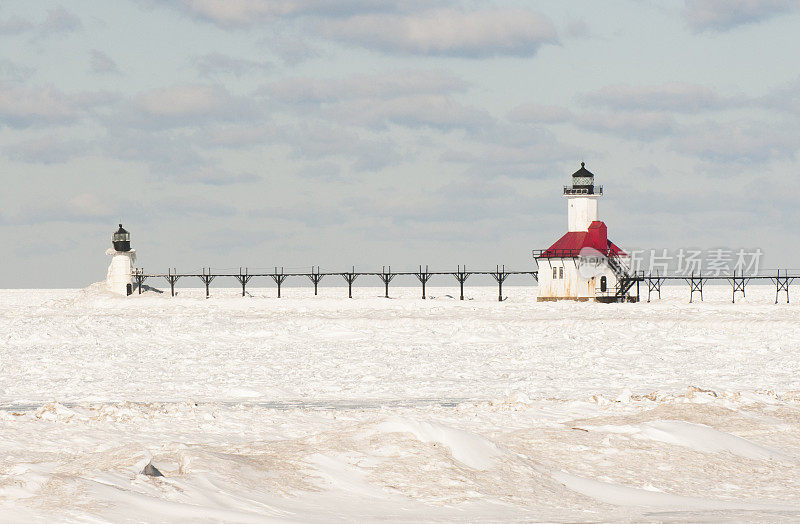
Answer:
xmin=563 ymin=185 xmax=602 ymax=195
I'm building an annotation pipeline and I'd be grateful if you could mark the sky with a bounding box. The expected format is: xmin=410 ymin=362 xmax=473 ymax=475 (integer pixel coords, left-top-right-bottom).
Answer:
xmin=1 ymin=0 xmax=799 ymax=287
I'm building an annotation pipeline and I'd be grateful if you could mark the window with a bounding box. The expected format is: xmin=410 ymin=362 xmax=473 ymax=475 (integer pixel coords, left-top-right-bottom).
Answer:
xmin=600 ymin=275 xmax=607 ymax=292
xmin=553 ymin=267 xmax=558 ymax=279
xmin=559 ymin=267 xmax=564 ymax=279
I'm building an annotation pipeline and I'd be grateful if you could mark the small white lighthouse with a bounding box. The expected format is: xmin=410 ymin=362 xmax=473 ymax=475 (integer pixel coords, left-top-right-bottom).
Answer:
xmin=534 ymin=163 xmax=638 ymax=302
xmin=566 ymin=162 xmax=601 ymax=232
xmin=105 ymin=224 xmax=136 ymax=295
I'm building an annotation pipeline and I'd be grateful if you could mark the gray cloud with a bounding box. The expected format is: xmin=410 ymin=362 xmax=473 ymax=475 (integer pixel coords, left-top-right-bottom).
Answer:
xmin=580 ymin=111 xmax=678 ymax=140
xmin=563 ymin=18 xmax=591 ymax=39
xmin=9 ymin=193 xmax=116 ymax=226
xmin=175 ymin=168 xmax=262 ymax=186
xmin=322 ymin=8 xmax=558 ymax=57
xmin=101 ymin=127 xmax=261 ymax=185
xmin=296 ymin=161 xmax=343 ymax=181
xmin=146 ymin=0 xmax=433 ymax=27
xmin=278 ymin=122 xmax=402 ymax=171
xmin=0 ymin=59 xmax=35 ymax=82
xmin=440 ymin=124 xmax=576 ymax=179
xmin=672 ymin=120 xmax=798 ymax=165
xmin=508 ymin=103 xmax=573 ymax=124
xmin=0 ymin=82 xmax=78 ymax=127
xmin=509 ymin=100 xmax=676 ymax=140
xmin=116 ymin=84 xmax=261 ymax=129
xmin=684 ymin=0 xmax=799 ymax=32
xmin=41 ymin=6 xmax=83 ymax=34
xmin=4 ymin=135 xmax=91 ymax=164
xmin=197 ymin=124 xmax=275 ymax=149
xmin=266 ymin=70 xmax=487 ymax=131
xmin=3 ymin=189 xmax=243 ymax=228
xmin=338 ymin=94 xmax=491 ymax=130
xmin=582 ymin=82 xmax=729 ymax=113
xmin=0 ymin=15 xmax=34 ymax=35
xmin=758 ymin=76 xmax=800 ymax=115
xmin=257 ymin=33 xmax=322 ymax=65
xmin=0 ymin=82 xmax=116 ymax=128
xmin=90 ymin=50 xmax=119 ymax=74
xmin=267 ymin=70 xmax=468 ymax=104
xmin=194 ymin=53 xmax=272 ymax=78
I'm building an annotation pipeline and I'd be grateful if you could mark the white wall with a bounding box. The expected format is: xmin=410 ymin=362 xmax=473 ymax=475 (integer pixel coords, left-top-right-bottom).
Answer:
xmin=106 ymin=250 xmax=135 ymax=295
xmin=537 ymin=257 xmax=625 ymax=300
xmin=567 ymin=196 xmax=600 ymax=232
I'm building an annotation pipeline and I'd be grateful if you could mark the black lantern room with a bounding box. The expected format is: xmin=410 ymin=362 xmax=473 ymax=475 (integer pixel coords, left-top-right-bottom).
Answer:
xmin=112 ymin=224 xmax=131 ymax=252
xmin=564 ymin=162 xmax=602 ymax=195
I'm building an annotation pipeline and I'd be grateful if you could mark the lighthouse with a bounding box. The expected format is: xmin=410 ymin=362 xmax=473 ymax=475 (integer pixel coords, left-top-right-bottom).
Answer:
xmin=534 ymin=163 xmax=639 ymax=302
xmin=105 ymin=224 xmax=136 ymax=295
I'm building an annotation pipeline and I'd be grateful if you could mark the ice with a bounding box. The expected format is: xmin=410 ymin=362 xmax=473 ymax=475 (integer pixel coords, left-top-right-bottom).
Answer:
xmin=637 ymin=420 xmax=793 ymax=462
xmin=377 ymin=417 xmax=502 ymax=469
xmin=1 ymin=284 xmax=800 ymax=521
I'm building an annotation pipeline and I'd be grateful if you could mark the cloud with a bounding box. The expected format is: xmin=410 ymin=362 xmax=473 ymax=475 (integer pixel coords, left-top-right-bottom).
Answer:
xmin=0 ymin=82 xmax=77 ymax=127
xmin=580 ymin=111 xmax=678 ymax=139
xmin=10 ymin=193 xmax=115 ymax=225
xmin=0 ymin=16 xmax=34 ymax=35
xmin=342 ymin=94 xmax=490 ymax=130
xmin=440 ymin=124 xmax=575 ymax=178
xmin=90 ymin=50 xmax=119 ymax=74
xmin=583 ymin=82 xmax=728 ymax=113
xmin=41 ymin=6 xmax=83 ymax=34
xmin=277 ymin=122 xmax=402 ymax=170
xmin=257 ymin=33 xmax=321 ymax=65
xmin=296 ymin=161 xmax=342 ymax=180
xmin=150 ymin=0 xmax=421 ymax=27
xmin=672 ymin=120 xmax=798 ymax=165
xmin=509 ymin=99 xmax=681 ymax=140
xmin=266 ymin=70 xmax=487 ymax=130
xmin=100 ymin=126 xmax=263 ymax=185
xmin=122 ymin=84 xmax=258 ymax=129
xmin=322 ymin=8 xmax=558 ymax=57
xmin=0 ymin=59 xmax=35 ymax=82
xmin=198 ymin=124 xmax=274 ymax=149
xmin=175 ymin=167 xmax=262 ymax=185
xmin=684 ymin=0 xmax=799 ymax=32
xmin=508 ymin=103 xmax=573 ymax=124
xmin=4 ymin=135 xmax=91 ymax=164
xmin=267 ymin=70 xmax=467 ymax=104
xmin=103 ymin=126 xmax=205 ymax=172
xmin=194 ymin=53 xmax=272 ymax=77
xmin=758 ymin=76 xmax=800 ymax=115
xmin=563 ymin=19 xmax=591 ymax=39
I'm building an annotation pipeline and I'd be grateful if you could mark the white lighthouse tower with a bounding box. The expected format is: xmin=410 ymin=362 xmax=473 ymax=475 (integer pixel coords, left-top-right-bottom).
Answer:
xmin=534 ymin=163 xmax=638 ymax=302
xmin=566 ymin=162 xmax=601 ymax=231
xmin=105 ymin=224 xmax=136 ymax=295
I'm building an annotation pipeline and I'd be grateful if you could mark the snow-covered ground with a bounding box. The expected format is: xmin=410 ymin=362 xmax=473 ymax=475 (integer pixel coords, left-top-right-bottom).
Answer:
xmin=1 ymin=284 xmax=799 ymax=522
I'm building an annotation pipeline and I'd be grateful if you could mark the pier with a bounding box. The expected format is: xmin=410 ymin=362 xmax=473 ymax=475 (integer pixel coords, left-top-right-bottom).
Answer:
xmin=131 ymin=265 xmax=538 ymax=301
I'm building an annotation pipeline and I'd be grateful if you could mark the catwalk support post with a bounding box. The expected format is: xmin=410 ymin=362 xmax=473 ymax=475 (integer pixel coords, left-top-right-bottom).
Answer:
xmin=164 ymin=268 xmax=180 ymax=297
xmin=685 ymin=271 xmax=705 ymax=303
xmin=307 ymin=266 xmax=324 ymax=296
xmin=235 ymin=267 xmax=252 ymax=297
xmin=728 ymin=270 xmax=749 ymax=303
xmin=379 ymin=266 xmax=395 ymax=298
xmin=199 ymin=267 xmax=215 ymax=298
xmin=271 ymin=267 xmax=287 ymax=298
xmin=491 ymin=265 xmax=509 ymax=302
xmin=342 ymin=266 xmax=358 ymax=298
xmin=452 ymin=265 xmax=469 ymax=301
xmin=415 ymin=265 xmax=432 ymax=299
xmin=772 ymin=269 xmax=793 ymax=304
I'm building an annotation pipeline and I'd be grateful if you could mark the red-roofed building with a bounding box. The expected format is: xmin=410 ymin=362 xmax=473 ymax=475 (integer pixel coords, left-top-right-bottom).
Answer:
xmin=533 ymin=164 xmax=639 ymax=302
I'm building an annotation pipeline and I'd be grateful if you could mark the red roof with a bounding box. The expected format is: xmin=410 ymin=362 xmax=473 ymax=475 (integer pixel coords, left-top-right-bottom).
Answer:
xmin=538 ymin=221 xmax=626 ymax=258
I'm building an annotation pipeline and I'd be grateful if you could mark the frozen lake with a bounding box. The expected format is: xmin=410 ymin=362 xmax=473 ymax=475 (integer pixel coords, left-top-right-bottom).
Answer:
xmin=1 ymin=285 xmax=799 ymax=521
